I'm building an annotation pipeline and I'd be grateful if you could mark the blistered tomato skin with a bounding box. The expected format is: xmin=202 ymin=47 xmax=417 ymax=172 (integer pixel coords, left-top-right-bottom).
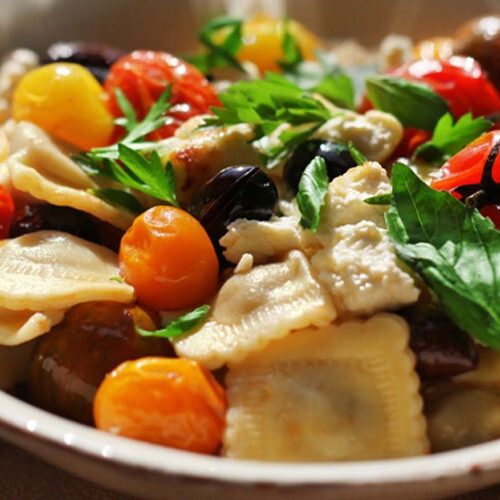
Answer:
xmin=105 ymin=51 xmax=220 ymax=140
xmin=29 ymin=302 xmax=170 ymax=425
xmin=12 ymin=63 xmax=114 ymax=150
xmin=119 ymin=206 xmax=219 ymax=311
xmin=237 ymin=14 xmax=321 ymax=73
xmin=94 ymin=357 xmax=226 ymax=454
xmin=0 ymin=187 xmax=14 ymax=239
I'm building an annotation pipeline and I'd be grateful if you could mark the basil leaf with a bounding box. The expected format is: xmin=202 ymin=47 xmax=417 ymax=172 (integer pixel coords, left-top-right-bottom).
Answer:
xmin=137 ymin=305 xmax=211 ymax=340
xmin=366 ymin=76 xmax=449 ymax=130
xmin=414 ymin=113 xmax=493 ymax=164
xmin=386 ymin=162 xmax=500 ymax=348
xmin=347 ymin=141 xmax=367 ymax=164
xmin=91 ymin=188 xmax=144 ymax=214
xmin=314 ymin=73 xmax=355 ymax=110
xmin=297 ymin=156 xmax=329 ymax=231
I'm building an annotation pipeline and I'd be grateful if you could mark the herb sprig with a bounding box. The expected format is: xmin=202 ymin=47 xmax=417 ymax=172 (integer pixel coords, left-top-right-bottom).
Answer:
xmin=186 ymin=17 xmax=245 ymax=74
xmin=383 ymin=163 xmax=500 ymax=349
xmin=137 ymin=305 xmax=211 ymax=340
xmin=413 ymin=112 xmax=492 ymax=164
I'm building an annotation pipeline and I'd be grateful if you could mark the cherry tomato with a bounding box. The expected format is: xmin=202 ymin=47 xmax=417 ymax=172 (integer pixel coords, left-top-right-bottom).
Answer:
xmin=119 ymin=206 xmax=219 ymax=311
xmin=12 ymin=63 xmax=114 ymax=150
xmin=392 ymin=56 xmax=500 ymax=118
xmin=431 ymin=130 xmax=500 ymax=193
xmin=104 ymin=51 xmax=220 ymax=140
xmin=431 ymin=130 xmax=500 ymax=227
xmin=0 ymin=187 xmax=14 ymax=239
xmin=237 ymin=14 xmax=322 ymax=73
xmin=94 ymin=357 xmax=226 ymax=454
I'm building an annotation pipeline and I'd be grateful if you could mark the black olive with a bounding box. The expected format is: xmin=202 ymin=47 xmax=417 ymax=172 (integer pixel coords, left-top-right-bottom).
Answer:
xmin=399 ymin=306 xmax=479 ymax=380
xmin=189 ymin=166 xmax=278 ymax=258
xmin=9 ymin=204 xmax=123 ymax=252
xmin=45 ymin=42 xmax=125 ymax=83
xmin=284 ymin=140 xmax=358 ymax=194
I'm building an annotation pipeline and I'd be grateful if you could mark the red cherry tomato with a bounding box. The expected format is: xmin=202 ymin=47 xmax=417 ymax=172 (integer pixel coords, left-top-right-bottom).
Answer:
xmin=431 ymin=130 xmax=500 ymax=193
xmin=392 ymin=56 xmax=500 ymax=119
xmin=104 ymin=51 xmax=220 ymax=140
xmin=0 ymin=187 xmax=14 ymax=239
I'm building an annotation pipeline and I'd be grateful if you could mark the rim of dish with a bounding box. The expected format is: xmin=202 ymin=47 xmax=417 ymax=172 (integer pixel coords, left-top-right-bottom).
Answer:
xmin=1 ymin=389 xmax=499 ymax=486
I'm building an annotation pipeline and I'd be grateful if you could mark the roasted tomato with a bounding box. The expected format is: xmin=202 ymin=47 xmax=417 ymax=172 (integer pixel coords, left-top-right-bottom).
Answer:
xmin=94 ymin=357 xmax=226 ymax=453
xmin=0 ymin=187 xmax=14 ymax=239
xmin=29 ymin=302 xmax=171 ymax=425
xmin=104 ymin=51 xmax=220 ymax=140
xmin=431 ymin=130 xmax=500 ymax=226
xmin=119 ymin=206 xmax=219 ymax=310
xmin=391 ymin=56 xmax=500 ymax=119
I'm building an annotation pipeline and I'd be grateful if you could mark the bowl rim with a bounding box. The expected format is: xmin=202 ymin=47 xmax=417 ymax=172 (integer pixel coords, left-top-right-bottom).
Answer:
xmin=1 ymin=389 xmax=500 ymax=487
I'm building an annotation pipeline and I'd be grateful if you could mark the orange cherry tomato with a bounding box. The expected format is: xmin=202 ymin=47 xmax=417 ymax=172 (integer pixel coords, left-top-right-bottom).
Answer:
xmin=237 ymin=14 xmax=322 ymax=73
xmin=119 ymin=206 xmax=219 ymax=311
xmin=0 ymin=186 xmax=14 ymax=239
xmin=94 ymin=357 xmax=226 ymax=454
xmin=104 ymin=51 xmax=220 ymax=140
xmin=12 ymin=63 xmax=114 ymax=150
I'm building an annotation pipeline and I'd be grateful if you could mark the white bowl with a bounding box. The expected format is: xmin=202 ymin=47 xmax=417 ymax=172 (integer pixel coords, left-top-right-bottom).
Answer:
xmin=2 ymin=0 xmax=500 ymax=497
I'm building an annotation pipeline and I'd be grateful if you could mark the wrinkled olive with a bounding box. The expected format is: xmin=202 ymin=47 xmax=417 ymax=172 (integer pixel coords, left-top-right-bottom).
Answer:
xmin=45 ymin=42 xmax=125 ymax=83
xmin=9 ymin=204 xmax=123 ymax=252
xmin=399 ymin=306 xmax=479 ymax=380
xmin=29 ymin=302 xmax=172 ymax=424
xmin=189 ymin=166 xmax=278 ymax=256
xmin=454 ymin=16 xmax=500 ymax=90
xmin=284 ymin=140 xmax=358 ymax=194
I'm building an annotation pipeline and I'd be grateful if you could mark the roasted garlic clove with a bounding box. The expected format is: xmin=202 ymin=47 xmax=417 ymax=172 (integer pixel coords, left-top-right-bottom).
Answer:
xmin=173 ymin=250 xmax=336 ymax=369
xmin=0 ymin=231 xmax=134 ymax=311
xmin=224 ymin=314 xmax=428 ymax=461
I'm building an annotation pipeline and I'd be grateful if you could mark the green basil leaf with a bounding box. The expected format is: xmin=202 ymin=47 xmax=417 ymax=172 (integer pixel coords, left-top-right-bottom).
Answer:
xmin=366 ymin=76 xmax=449 ymax=130
xmin=297 ymin=156 xmax=329 ymax=231
xmin=347 ymin=141 xmax=367 ymax=164
xmin=91 ymin=188 xmax=144 ymax=214
xmin=385 ymin=162 xmax=500 ymax=349
xmin=137 ymin=305 xmax=211 ymax=340
xmin=414 ymin=112 xmax=493 ymax=164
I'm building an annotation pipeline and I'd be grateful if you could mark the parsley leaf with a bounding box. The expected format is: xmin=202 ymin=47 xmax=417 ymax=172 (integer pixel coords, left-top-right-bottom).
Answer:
xmin=347 ymin=141 xmax=367 ymax=164
xmin=278 ymin=18 xmax=303 ymax=72
xmin=137 ymin=305 xmax=211 ymax=340
xmin=385 ymin=162 xmax=500 ymax=348
xmin=205 ymin=72 xmax=333 ymax=164
xmin=297 ymin=156 xmax=329 ymax=231
xmin=365 ymin=76 xmax=449 ymax=130
xmin=90 ymin=188 xmax=145 ymax=214
xmin=90 ymin=86 xmax=172 ymax=160
xmin=413 ymin=112 xmax=493 ymax=164
xmin=186 ymin=17 xmax=245 ymax=74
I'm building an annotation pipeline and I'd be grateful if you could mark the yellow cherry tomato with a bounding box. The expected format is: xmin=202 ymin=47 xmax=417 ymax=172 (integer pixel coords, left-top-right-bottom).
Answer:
xmin=12 ymin=63 xmax=114 ymax=150
xmin=237 ymin=14 xmax=322 ymax=73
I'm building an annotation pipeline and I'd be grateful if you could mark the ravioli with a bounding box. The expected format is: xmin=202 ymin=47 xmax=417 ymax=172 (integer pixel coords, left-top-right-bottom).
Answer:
xmin=0 ymin=231 xmax=135 ymax=311
xmin=224 ymin=314 xmax=428 ymax=461
xmin=173 ymin=250 xmax=336 ymax=369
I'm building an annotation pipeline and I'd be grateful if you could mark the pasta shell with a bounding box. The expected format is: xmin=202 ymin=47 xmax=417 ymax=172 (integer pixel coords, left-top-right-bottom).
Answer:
xmin=425 ymin=383 xmax=500 ymax=452
xmin=173 ymin=250 xmax=337 ymax=369
xmin=0 ymin=231 xmax=134 ymax=311
xmin=0 ymin=308 xmax=65 ymax=346
xmin=224 ymin=314 xmax=428 ymax=461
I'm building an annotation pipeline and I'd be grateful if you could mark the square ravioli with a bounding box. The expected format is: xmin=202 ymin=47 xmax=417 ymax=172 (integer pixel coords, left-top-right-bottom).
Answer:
xmin=224 ymin=314 xmax=429 ymax=461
